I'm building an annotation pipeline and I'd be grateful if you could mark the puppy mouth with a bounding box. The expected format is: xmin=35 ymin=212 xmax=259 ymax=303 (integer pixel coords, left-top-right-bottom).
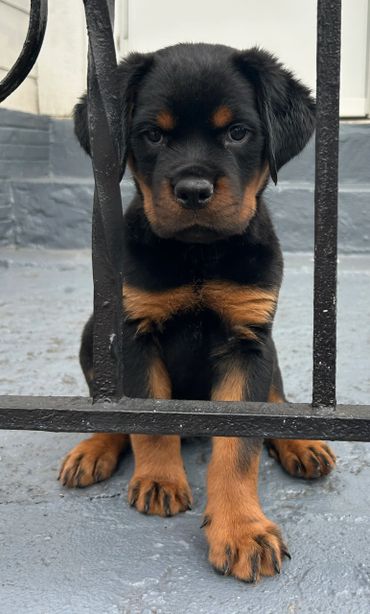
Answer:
xmin=172 ymin=224 xmax=226 ymax=243
xmin=137 ymin=174 xmax=254 ymax=243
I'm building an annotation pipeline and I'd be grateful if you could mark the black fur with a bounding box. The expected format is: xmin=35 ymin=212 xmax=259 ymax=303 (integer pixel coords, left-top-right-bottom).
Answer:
xmin=235 ymin=48 xmax=315 ymax=182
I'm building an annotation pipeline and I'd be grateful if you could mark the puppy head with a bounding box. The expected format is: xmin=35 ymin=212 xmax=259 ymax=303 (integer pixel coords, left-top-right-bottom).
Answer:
xmin=74 ymin=43 xmax=315 ymax=243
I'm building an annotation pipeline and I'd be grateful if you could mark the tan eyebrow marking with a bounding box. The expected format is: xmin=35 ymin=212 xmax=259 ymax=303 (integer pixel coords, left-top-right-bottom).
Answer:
xmin=212 ymin=105 xmax=233 ymax=128
xmin=156 ymin=110 xmax=176 ymax=131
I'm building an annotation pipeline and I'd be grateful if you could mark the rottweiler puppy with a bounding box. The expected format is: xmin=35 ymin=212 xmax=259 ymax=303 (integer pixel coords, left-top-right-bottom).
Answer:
xmin=59 ymin=43 xmax=336 ymax=583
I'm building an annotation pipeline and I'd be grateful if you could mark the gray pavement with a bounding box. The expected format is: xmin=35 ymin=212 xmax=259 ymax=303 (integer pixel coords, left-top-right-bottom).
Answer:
xmin=0 ymin=247 xmax=369 ymax=614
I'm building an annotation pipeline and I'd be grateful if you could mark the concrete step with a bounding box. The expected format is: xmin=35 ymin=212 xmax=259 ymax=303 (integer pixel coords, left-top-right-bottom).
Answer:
xmin=0 ymin=248 xmax=369 ymax=613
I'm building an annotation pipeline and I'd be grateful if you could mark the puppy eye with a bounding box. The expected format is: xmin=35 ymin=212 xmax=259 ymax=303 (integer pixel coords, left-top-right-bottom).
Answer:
xmin=145 ymin=128 xmax=164 ymax=144
xmin=227 ymin=124 xmax=249 ymax=143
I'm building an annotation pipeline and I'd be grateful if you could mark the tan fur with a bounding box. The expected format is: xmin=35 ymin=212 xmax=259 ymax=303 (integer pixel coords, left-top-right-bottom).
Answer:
xmin=148 ymin=355 xmax=172 ymax=398
xmin=267 ymin=387 xmax=337 ymax=479
xmin=129 ymin=433 xmax=192 ymax=516
xmin=267 ymin=385 xmax=284 ymax=403
xmin=134 ymin=174 xmax=264 ymax=238
xmin=157 ymin=110 xmax=176 ymax=130
xmin=212 ymin=105 xmax=233 ymax=128
xmin=59 ymin=434 xmax=129 ymax=488
xmin=212 ymin=364 xmax=246 ymax=401
xmin=241 ymin=165 xmax=270 ymax=224
xmin=122 ymin=283 xmax=198 ymax=333
xmin=205 ymin=436 xmax=284 ymax=581
xmin=123 ymin=280 xmax=277 ymax=339
xmin=203 ymin=282 xmax=278 ymax=340
xmin=129 ymin=351 xmax=192 ymax=516
xmin=135 ymin=176 xmax=157 ymax=228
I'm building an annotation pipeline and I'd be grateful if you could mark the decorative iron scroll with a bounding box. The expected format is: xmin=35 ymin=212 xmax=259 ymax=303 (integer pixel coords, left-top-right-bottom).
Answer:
xmin=0 ymin=0 xmax=48 ymax=103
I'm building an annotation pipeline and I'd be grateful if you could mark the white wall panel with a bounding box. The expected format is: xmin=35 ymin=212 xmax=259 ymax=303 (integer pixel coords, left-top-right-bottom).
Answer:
xmin=37 ymin=1 xmax=88 ymax=117
xmin=0 ymin=0 xmax=37 ymax=113
xmin=125 ymin=0 xmax=370 ymax=117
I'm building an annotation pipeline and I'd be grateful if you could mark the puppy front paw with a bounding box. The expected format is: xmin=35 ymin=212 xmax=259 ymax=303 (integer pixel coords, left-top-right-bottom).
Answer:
xmin=203 ymin=511 xmax=289 ymax=583
xmin=59 ymin=434 xmax=128 ymax=487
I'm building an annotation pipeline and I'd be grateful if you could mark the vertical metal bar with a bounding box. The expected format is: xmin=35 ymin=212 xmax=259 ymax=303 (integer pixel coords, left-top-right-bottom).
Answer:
xmin=83 ymin=0 xmax=126 ymax=401
xmin=312 ymin=0 xmax=341 ymax=407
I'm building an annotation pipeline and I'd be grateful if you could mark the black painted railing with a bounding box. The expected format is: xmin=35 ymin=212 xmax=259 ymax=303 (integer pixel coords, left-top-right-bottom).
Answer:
xmin=0 ymin=0 xmax=369 ymax=442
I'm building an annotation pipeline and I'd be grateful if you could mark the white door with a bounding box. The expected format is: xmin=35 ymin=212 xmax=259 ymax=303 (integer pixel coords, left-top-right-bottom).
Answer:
xmin=116 ymin=0 xmax=370 ymax=118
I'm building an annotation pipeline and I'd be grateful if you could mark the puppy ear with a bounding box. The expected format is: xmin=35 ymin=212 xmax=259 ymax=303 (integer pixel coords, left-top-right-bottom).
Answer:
xmin=73 ymin=52 xmax=154 ymax=157
xmin=235 ymin=47 xmax=315 ymax=184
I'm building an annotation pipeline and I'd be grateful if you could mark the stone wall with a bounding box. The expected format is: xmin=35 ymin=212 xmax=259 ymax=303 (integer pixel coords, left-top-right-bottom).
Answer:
xmin=0 ymin=108 xmax=369 ymax=252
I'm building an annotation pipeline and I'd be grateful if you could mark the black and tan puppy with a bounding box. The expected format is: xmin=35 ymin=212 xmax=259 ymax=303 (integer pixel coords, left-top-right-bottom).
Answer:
xmin=59 ymin=43 xmax=336 ymax=583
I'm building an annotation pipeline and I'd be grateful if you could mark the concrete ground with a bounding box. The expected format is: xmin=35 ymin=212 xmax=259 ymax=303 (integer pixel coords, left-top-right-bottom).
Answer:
xmin=0 ymin=247 xmax=369 ymax=614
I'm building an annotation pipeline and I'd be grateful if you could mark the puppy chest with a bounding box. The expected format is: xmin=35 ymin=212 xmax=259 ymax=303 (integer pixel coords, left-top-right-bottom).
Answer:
xmin=122 ymin=281 xmax=278 ymax=339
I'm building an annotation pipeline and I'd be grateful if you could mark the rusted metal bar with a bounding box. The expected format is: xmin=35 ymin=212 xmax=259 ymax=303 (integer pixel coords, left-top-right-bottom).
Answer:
xmin=1 ymin=396 xmax=370 ymax=441
xmin=0 ymin=0 xmax=48 ymax=103
xmin=312 ymin=0 xmax=341 ymax=407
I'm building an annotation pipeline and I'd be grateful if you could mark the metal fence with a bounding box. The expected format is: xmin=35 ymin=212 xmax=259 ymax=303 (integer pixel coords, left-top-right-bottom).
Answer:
xmin=0 ymin=0 xmax=369 ymax=442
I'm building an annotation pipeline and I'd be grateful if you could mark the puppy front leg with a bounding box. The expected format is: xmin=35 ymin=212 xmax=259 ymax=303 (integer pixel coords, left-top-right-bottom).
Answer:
xmin=122 ymin=326 xmax=192 ymax=517
xmin=60 ymin=320 xmax=191 ymax=512
xmin=203 ymin=351 xmax=289 ymax=582
xmin=129 ymin=434 xmax=192 ymax=516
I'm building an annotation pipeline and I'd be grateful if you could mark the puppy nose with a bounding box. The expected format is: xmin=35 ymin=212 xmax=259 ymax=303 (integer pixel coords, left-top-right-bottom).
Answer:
xmin=174 ymin=178 xmax=214 ymax=209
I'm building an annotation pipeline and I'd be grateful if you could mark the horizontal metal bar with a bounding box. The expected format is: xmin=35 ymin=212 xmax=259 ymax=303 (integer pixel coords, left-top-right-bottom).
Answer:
xmin=1 ymin=395 xmax=369 ymax=441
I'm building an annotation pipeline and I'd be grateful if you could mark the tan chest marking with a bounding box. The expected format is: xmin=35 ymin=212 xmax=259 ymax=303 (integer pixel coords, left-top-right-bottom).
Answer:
xmin=122 ymin=284 xmax=198 ymax=333
xmin=123 ymin=282 xmax=277 ymax=338
xmin=202 ymin=281 xmax=277 ymax=340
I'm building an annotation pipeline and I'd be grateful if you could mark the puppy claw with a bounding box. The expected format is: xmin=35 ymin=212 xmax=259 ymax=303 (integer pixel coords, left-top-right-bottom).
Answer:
xmin=129 ymin=482 xmax=140 ymax=507
xmin=163 ymin=493 xmax=172 ymax=517
xmin=201 ymin=515 xmax=211 ymax=528
xmin=271 ymin=550 xmax=281 ymax=574
xmin=144 ymin=485 xmax=155 ymax=513
xmin=294 ymin=461 xmax=304 ymax=476
xmin=250 ymin=552 xmax=260 ymax=584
